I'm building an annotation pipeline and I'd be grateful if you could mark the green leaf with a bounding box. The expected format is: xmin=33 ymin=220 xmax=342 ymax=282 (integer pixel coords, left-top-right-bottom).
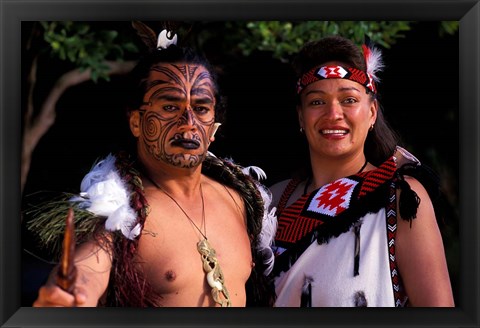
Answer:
xmin=122 ymin=42 xmax=139 ymax=53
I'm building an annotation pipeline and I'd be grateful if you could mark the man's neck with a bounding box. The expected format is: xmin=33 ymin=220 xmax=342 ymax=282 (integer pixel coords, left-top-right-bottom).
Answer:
xmin=140 ymin=159 xmax=203 ymax=198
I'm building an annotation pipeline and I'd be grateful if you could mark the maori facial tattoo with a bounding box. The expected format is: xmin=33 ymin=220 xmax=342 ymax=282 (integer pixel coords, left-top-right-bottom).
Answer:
xmin=139 ymin=63 xmax=216 ymax=168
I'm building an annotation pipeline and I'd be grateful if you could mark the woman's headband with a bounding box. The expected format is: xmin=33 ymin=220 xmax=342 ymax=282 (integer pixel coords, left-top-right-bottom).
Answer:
xmin=296 ymin=65 xmax=376 ymax=94
xmin=296 ymin=38 xmax=384 ymax=95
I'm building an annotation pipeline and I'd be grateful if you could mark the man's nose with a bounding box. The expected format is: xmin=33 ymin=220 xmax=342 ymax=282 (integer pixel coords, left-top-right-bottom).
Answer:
xmin=178 ymin=107 xmax=196 ymax=130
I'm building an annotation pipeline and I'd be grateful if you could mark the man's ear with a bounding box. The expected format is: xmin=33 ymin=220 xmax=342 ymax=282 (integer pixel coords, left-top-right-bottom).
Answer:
xmin=129 ymin=111 xmax=141 ymax=137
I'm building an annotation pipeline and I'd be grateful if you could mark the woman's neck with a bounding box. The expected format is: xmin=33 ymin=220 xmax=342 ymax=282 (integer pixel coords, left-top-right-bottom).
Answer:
xmin=308 ymin=153 xmax=368 ymax=191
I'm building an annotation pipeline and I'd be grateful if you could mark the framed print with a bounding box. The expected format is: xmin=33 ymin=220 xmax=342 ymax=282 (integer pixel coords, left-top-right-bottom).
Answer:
xmin=1 ymin=0 xmax=478 ymax=327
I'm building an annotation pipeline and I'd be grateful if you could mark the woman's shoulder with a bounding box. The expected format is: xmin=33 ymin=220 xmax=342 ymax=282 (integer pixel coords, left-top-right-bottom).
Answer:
xmin=268 ymin=179 xmax=294 ymax=208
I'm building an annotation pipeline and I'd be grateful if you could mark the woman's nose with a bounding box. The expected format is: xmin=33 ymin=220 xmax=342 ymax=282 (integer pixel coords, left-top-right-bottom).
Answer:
xmin=324 ymin=101 xmax=343 ymax=119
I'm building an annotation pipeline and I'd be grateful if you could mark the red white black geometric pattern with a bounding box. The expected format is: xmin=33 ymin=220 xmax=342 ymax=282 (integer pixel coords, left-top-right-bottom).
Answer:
xmin=386 ymin=180 xmax=408 ymax=307
xmin=318 ymin=66 xmax=348 ymax=79
xmin=306 ymin=178 xmax=358 ymax=217
xmin=275 ymin=177 xmax=303 ymax=218
xmin=275 ymin=156 xmax=396 ymax=246
xmin=273 ymin=155 xmax=410 ymax=306
xmin=275 ymin=193 xmax=320 ymax=245
xmin=296 ymin=64 xmax=377 ymax=94
xmin=358 ymin=159 xmax=396 ymax=197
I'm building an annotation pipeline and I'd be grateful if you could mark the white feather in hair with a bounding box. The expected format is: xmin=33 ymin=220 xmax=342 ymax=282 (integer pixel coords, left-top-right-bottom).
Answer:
xmin=362 ymin=43 xmax=384 ymax=83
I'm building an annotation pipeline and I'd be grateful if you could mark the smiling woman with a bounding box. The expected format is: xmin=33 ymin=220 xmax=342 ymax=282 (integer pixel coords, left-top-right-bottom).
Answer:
xmin=298 ymin=78 xmax=377 ymax=167
xmin=269 ymin=35 xmax=455 ymax=307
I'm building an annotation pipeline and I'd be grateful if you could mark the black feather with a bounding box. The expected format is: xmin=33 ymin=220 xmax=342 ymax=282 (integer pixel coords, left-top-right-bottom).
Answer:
xmin=131 ymin=21 xmax=157 ymax=52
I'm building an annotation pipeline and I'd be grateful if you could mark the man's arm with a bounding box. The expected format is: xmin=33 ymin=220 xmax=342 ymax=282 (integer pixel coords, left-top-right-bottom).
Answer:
xmin=33 ymin=238 xmax=113 ymax=307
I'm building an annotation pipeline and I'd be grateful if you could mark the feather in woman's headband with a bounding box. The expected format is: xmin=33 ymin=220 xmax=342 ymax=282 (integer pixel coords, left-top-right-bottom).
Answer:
xmin=296 ymin=36 xmax=384 ymax=95
xmin=361 ymin=36 xmax=384 ymax=94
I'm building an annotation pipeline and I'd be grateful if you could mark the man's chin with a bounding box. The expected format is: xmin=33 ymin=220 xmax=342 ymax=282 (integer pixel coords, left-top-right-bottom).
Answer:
xmin=167 ymin=152 xmax=205 ymax=168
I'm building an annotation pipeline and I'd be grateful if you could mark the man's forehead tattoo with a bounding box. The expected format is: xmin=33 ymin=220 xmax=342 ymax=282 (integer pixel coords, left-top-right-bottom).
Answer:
xmin=145 ymin=65 xmax=185 ymax=92
xmin=173 ymin=64 xmax=198 ymax=81
xmin=143 ymin=64 xmax=214 ymax=103
xmin=192 ymin=71 xmax=214 ymax=91
xmin=149 ymin=63 xmax=204 ymax=83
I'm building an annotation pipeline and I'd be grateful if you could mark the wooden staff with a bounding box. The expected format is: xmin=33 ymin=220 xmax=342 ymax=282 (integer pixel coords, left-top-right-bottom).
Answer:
xmin=55 ymin=208 xmax=77 ymax=294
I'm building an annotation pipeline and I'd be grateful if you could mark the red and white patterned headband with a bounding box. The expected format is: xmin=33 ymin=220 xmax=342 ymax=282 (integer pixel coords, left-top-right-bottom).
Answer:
xmin=296 ymin=40 xmax=384 ymax=95
xmin=296 ymin=65 xmax=376 ymax=95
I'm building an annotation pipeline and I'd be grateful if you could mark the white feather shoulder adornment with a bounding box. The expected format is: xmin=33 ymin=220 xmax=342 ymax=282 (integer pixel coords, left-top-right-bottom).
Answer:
xmin=70 ymin=154 xmax=140 ymax=240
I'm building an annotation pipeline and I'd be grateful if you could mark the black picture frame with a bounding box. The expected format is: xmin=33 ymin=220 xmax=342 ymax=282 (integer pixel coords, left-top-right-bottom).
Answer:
xmin=1 ymin=1 xmax=479 ymax=327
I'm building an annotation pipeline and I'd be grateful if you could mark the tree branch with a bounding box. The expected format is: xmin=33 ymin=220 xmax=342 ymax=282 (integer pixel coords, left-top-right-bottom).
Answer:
xmin=21 ymin=60 xmax=137 ymax=197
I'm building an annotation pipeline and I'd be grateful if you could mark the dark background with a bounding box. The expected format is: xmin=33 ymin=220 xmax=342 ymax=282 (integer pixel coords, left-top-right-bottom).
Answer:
xmin=21 ymin=21 xmax=459 ymax=306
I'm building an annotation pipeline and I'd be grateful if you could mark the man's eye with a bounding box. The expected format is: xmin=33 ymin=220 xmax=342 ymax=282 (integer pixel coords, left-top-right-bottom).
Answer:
xmin=163 ymin=105 xmax=178 ymax=112
xmin=194 ymin=106 xmax=210 ymax=114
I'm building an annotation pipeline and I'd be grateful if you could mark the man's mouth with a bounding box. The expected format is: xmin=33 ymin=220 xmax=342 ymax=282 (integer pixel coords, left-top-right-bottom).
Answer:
xmin=171 ymin=135 xmax=201 ymax=149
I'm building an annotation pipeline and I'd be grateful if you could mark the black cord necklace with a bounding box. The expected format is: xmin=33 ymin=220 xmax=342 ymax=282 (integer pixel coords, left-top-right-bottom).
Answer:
xmin=142 ymin=173 xmax=232 ymax=307
xmin=161 ymin=183 xmax=207 ymax=241
xmin=303 ymin=160 xmax=368 ymax=195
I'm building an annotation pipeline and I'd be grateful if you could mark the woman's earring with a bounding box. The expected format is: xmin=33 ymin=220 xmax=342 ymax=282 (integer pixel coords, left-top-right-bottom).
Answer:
xmin=300 ymin=127 xmax=304 ymax=133
xmin=369 ymin=124 xmax=374 ymax=132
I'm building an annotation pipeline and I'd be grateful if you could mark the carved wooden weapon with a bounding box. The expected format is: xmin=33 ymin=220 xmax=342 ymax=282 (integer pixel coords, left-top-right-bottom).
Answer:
xmin=55 ymin=208 xmax=77 ymax=294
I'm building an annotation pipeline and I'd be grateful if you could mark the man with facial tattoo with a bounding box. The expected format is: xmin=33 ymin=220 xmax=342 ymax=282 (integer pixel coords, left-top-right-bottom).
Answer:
xmin=31 ymin=24 xmax=276 ymax=307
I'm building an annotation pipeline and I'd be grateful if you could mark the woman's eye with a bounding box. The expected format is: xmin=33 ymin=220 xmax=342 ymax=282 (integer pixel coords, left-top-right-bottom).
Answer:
xmin=310 ymin=100 xmax=324 ymax=106
xmin=342 ymin=98 xmax=358 ymax=104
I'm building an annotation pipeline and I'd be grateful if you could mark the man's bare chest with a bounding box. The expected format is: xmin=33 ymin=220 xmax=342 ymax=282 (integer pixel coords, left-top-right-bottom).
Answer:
xmin=135 ymin=209 xmax=253 ymax=304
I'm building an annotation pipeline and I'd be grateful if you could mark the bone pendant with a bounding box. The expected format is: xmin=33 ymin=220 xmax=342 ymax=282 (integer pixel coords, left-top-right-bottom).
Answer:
xmin=197 ymin=239 xmax=231 ymax=307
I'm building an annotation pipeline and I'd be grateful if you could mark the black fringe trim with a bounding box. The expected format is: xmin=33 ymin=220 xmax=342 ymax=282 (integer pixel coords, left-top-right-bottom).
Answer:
xmin=395 ymin=163 xmax=445 ymax=226
xmin=353 ymin=221 xmax=362 ymax=276
xmin=395 ymin=177 xmax=420 ymax=224
xmin=300 ymin=277 xmax=313 ymax=307
xmin=314 ymin=181 xmax=390 ymax=245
